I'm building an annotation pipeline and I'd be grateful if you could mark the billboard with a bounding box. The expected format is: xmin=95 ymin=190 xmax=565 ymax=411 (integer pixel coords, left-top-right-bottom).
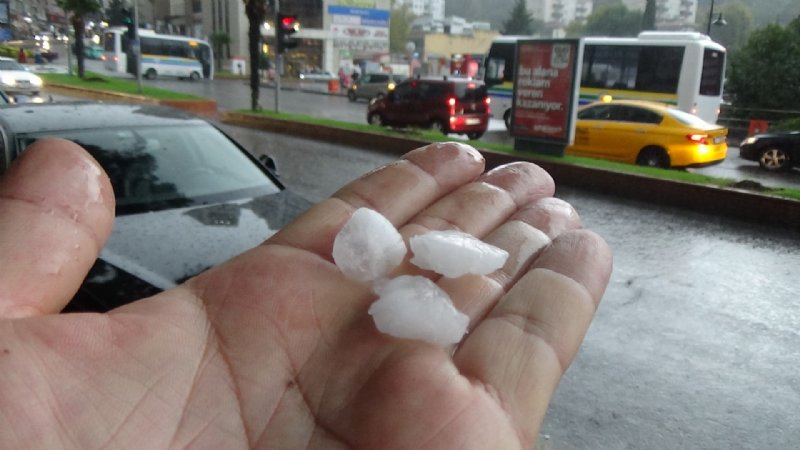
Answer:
xmin=511 ymin=39 xmax=582 ymax=153
xmin=328 ymin=5 xmax=390 ymax=54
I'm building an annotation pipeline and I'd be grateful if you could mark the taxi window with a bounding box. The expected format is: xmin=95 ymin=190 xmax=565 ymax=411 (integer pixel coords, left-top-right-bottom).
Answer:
xmin=609 ymin=105 xmax=662 ymax=124
xmin=578 ymin=104 xmax=613 ymax=120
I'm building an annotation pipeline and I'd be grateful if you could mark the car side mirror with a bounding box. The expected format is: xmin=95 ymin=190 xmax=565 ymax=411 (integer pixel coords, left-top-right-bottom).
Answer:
xmin=259 ymin=154 xmax=279 ymax=176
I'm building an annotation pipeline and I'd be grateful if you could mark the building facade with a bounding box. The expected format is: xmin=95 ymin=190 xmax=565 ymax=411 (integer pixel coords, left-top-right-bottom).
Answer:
xmin=527 ymin=0 xmax=594 ymax=37
xmin=621 ymin=0 xmax=698 ymax=30
xmin=394 ymin=0 xmax=445 ymax=21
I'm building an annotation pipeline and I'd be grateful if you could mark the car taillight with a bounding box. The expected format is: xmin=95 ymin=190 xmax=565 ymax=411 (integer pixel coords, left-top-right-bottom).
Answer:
xmin=484 ymin=97 xmax=491 ymax=106
xmin=687 ymin=133 xmax=709 ymax=145
xmin=113 ymin=55 xmax=118 ymax=62
xmin=448 ymin=97 xmax=456 ymax=115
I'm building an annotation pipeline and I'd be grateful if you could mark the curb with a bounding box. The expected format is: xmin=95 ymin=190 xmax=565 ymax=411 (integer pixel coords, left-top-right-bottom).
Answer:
xmin=44 ymin=84 xmax=219 ymax=118
xmin=220 ymin=111 xmax=800 ymax=230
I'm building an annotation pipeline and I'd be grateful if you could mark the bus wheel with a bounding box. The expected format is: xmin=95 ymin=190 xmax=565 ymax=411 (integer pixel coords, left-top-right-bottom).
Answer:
xmin=189 ymin=71 xmax=201 ymax=81
xmin=503 ymin=110 xmax=512 ymax=131
xmin=144 ymin=69 xmax=157 ymax=80
xmin=636 ymin=146 xmax=670 ymax=168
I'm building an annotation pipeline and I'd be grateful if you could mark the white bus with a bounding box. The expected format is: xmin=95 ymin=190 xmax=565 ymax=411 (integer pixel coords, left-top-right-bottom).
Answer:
xmin=484 ymin=32 xmax=726 ymax=127
xmin=103 ymin=28 xmax=214 ymax=81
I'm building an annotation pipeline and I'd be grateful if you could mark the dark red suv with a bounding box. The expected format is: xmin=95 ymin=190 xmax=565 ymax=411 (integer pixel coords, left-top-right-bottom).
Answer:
xmin=366 ymin=77 xmax=490 ymax=140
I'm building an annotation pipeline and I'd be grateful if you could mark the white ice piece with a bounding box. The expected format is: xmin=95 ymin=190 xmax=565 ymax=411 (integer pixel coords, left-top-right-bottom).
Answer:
xmin=369 ymin=275 xmax=469 ymax=346
xmin=409 ymin=230 xmax=509 ymax=278
xmin=332 ymin=207 xmax=407 ymax=283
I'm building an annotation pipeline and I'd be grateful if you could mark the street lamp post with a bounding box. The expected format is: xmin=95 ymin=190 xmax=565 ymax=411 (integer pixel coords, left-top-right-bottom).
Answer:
xmin=706 ymin=0 xmax=727 ymax=36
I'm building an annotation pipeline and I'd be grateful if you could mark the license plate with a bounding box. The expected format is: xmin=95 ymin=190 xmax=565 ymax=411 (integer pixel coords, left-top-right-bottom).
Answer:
xmin=714 ymin=136 xmax=726 ymax=144
xmin=465 ymin=118 xmax=480 ymax=125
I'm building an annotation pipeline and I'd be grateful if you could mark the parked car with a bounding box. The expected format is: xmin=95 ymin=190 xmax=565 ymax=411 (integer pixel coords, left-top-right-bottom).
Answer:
xmin=0 ymin=102 xmax=312 ymax=312
xmin=347 ymin=73 xmax=406 ymax=102
xmin=567 ymin=99 xmax=728 ymax=168
xmin=0 ymin=56 xmax=44 ymax=100
xmin=84 ymin=45 xmax=105 ymax=60
xmin=367 ymin=76 xmax=490 ymax=140
xmin=739 ymin=131 xmax=800 ymax=172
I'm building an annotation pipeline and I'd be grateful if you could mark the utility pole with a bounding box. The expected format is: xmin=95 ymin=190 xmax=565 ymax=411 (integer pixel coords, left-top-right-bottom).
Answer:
xmin=274 ymin=0 xmax=281 ymax=112
xmin=133 ymin=0 xmax=142 ymax=93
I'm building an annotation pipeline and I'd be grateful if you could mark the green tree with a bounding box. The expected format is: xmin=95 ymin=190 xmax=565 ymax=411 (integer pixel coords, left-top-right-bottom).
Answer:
xmin=564 ymin=20 xmax=585 ymax=37
xmin=57 ymin=0 xmax=101 ymax=78
xmin=243 ymin=0 xmax=269 ymax=111
xmin=726 ymin=18 xmax=800 ymax=112
xmin=502 ymin=0 xmax=534 ymax=35
xmin=583 ymin=3 xmax=642 ymax=37
xmin=641 ymin=0 xmax=656 ymax=30
xmin=389 ymin=3 xmax=415 ymax=53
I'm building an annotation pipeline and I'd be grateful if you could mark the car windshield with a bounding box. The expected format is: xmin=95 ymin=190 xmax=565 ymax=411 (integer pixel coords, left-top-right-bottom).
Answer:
xmin=0 ymin=60 xmax=25 ymax=71
xmin=18 ymin=124 xmax=280 ymax=215
xmin=665 ymin=108 xmax=711 ymax=127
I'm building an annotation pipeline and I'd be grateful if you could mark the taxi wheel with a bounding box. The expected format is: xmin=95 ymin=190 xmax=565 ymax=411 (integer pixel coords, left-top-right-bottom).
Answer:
xmin=637 ymin=147 xmax=670 ymax=168
xmin=758 ymin=147 xmax=790 ymax=172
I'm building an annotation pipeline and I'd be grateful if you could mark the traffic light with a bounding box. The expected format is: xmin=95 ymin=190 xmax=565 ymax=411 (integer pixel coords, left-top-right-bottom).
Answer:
xmin=122 ymin=8 xmax=136 ymax=40
xmin=276 ymin=13 xmax=299 ymax=53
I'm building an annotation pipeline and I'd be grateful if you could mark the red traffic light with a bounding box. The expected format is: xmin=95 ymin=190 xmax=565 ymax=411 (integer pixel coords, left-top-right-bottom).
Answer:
xmin=279 ymin=14 xmax=299 ymax=32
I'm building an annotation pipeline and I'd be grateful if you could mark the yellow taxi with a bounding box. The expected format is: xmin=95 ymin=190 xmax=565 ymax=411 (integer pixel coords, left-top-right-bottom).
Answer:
xmin=567 ymin=99 xmax=728 ymax=168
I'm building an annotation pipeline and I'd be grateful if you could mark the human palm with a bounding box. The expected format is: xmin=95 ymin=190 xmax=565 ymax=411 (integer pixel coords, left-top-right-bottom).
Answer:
xmin=0 ymin=139 xmax=611 ymax=449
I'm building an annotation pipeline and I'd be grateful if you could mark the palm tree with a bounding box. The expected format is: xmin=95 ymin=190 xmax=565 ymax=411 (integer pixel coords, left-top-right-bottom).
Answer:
xmin=243 ymin=0 xmax=269 ymax=110
xmin=57 ymin=0 xmax=102 ymax=78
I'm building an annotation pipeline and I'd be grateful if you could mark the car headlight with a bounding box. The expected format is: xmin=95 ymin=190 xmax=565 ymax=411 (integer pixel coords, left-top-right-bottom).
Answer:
xmin=31 ymin=76 xmax=43 ymax=87
xmin=0 ymin=75 xmax=15 ymax=86
xmin=742 ymin=136 xmax=758 ymax=145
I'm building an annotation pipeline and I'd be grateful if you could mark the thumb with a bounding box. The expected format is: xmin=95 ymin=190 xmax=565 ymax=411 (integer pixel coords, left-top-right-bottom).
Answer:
xmin=0 ymin=138 xmax=115 ymax=317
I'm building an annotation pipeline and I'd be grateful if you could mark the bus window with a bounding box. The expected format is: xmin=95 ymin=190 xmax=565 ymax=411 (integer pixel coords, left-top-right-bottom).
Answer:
xmin=484 ymin=42 xmax=516 ymax=86
xmin=699 ymin=49 xmax=724 ymax=96
xmin=582 ymin=45 xmax=639 ymax=90
xmin=635 ymin=46 xmax=683 ymax=94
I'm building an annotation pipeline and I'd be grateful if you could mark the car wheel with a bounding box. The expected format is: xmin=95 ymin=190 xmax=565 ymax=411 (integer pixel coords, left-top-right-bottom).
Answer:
xmin=431 ymin=120 xmax=448 ymax=135
xmin=467 ymin=132 xmax=483 ymax=140
xmin=144 ymin=69 xmax=157 ymax=80
xmin=503 ymin=110 xmax=512 ymax=131
xmin=347 ymin=90 xmax=357 ymax=102
xmin=367 ymin=112 xmax=384 ymax=126
xmin=636 ymin=147 xmax=670 ymax=168
xmin=189 ymin=71 xmax=201 ymax=81
xmin=758 ymin=147 xmax=790 ymax=172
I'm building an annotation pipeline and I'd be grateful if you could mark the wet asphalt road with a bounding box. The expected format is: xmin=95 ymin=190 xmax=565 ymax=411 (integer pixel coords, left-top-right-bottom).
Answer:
xmin=49 ymin=63 xmax=800 ymax=448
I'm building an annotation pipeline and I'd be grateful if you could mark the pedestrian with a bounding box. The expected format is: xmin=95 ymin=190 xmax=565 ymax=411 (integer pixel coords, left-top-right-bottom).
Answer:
xmin=17 ymin=47 xmax=27 ymax=64
xmin=34 ymin=48 xmax=44 ymax=65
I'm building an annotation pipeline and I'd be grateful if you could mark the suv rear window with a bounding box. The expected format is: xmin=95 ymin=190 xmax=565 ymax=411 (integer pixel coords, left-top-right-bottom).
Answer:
xmin=453 ymin=83 xmax=487 ymax=101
